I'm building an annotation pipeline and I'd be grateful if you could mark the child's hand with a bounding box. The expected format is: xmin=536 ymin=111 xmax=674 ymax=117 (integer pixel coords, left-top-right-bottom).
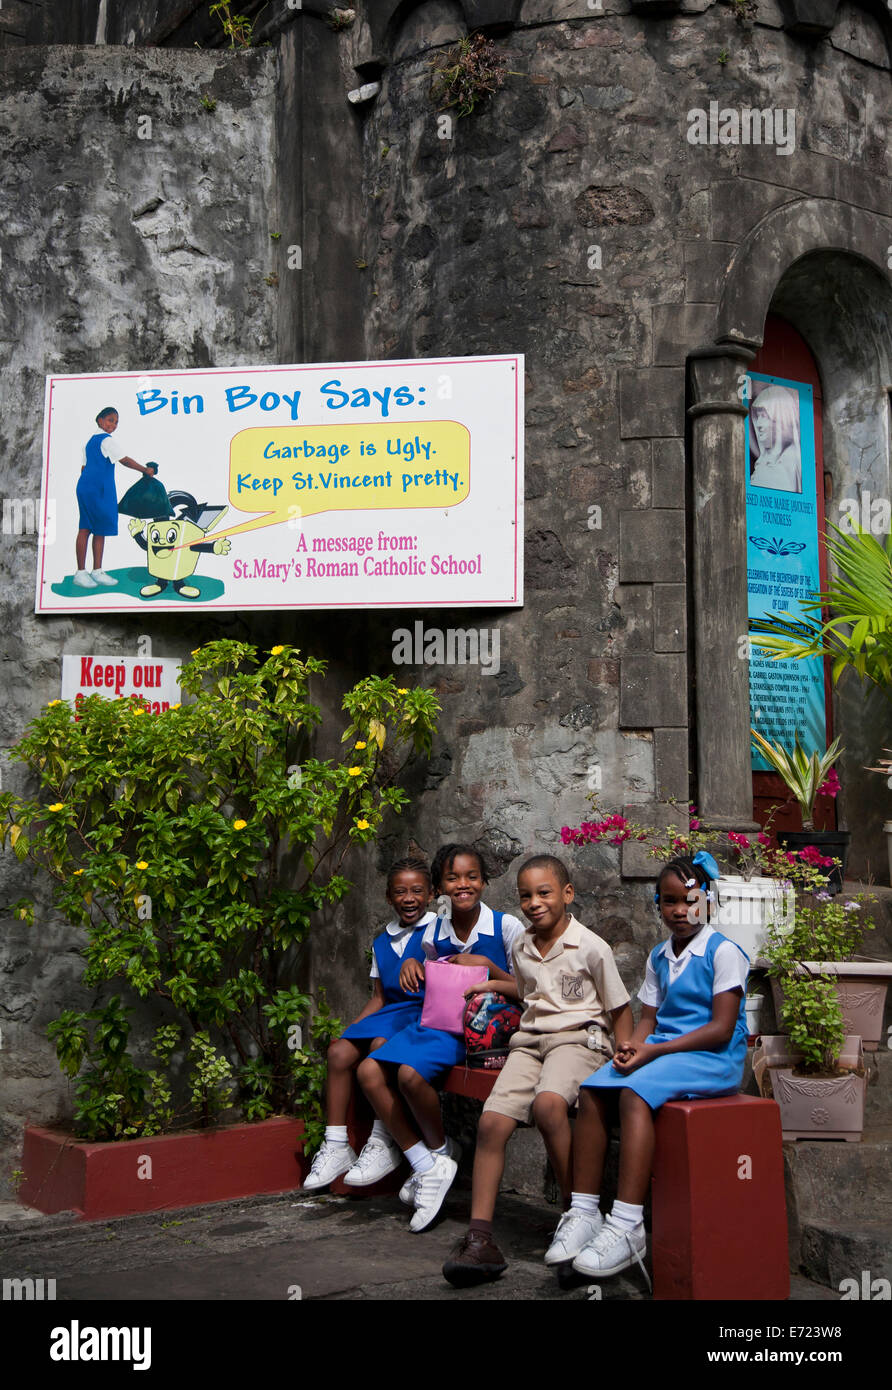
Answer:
xmin=454 ymin=954 xmax=490 ymax=970
xmin=611 ymin=1042 xmax=657 ymax=1075
xmin=399 ymin=958 xmax=425 ymax=993
xmin=463 ymin=982 xmax=493 ymax=998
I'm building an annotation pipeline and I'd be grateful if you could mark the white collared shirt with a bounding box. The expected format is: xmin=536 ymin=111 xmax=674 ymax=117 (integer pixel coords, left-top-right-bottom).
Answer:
xmin=421 ymin=902 xmax=525 ymax=973
xmin=83 ymin=433 xmax=125 ymax=467
xmin=369 ymin=910 xmax=437 ymax=978
xmin=638 ymin=925 xmax=748 ymax=1007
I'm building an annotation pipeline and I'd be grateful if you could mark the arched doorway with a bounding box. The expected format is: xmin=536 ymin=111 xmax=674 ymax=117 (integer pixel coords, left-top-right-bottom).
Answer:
xmin=747 ymin=314 xmax=836 ymax=838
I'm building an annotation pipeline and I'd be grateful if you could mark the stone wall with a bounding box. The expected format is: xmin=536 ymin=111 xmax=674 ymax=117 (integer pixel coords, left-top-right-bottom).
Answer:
xmin=0 ymin=44 xmax=279 ymax=1185
xmin=1 ymin=1 xmax=891 ymax=1186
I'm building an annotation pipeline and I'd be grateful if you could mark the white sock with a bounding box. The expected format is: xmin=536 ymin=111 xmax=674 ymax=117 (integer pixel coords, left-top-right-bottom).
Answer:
xmin=432 ymin=1139 xmax=450 ymax=1155
xmin=610 ymin=1200 xmax=644 ymax=1231
xmin=405 ymin=1141 xmax=435 ymax=1175
xmin=324 ymin=1125 xmax=349 ymax=1146
xmin=570 ymin=1192 xmax=600 ymax=1214
xmin=370 ymin=1119 xmax=391 ymax=1144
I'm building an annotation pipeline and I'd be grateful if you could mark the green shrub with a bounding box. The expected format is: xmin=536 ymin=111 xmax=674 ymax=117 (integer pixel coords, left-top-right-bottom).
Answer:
xmin=2 ymin=641 xmax=439 ymax=1144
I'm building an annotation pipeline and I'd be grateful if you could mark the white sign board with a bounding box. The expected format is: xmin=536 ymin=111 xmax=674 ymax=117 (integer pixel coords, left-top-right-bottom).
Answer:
xmin=36 ymin=355 xmax=523 ymax=613
xmin=61 ymin=655 xmax=181 ymax=713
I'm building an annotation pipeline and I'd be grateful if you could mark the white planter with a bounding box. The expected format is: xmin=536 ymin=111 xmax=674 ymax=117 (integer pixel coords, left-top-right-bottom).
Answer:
xmin=745 ymin=995 xmax=765 ymax=1038
xmin=712 ymin=875 xmax=794 ymax=962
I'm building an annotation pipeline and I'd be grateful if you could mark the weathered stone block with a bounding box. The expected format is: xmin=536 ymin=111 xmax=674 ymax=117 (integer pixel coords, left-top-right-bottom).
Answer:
xmin=620 ymin=654 xmax=687 ymax=728
xmin=652 ymin=438 xmax=685 ymax=508
xmin=709 ymin=180 xmax=795 ymax=245
xmin=653 ymin=583 xmax=686 ymax=651
xmin=620 ymin=801 xmax=688 ymax=877
xmin=502 ymin=1125 xmax=550 ymax=1199
xmin=683 ymin=239 xmax=734 ymax=305
xmin=619 ymin=510 xmax=685 ymax=584
xmin=652 ymin=303 xmax=716 ymax=364
xmin=654 ymin=728 xmax=689 ymax=801
xmin=618 ymin=369 xmax=685 ymax=438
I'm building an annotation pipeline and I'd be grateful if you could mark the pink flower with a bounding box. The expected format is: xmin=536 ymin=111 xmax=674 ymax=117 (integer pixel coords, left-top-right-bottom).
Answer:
xmin=757 ymin=832 xmax=771 ymax=846
xmin=728 ymin=832 xmax=751 ymax=849
xmin=798 ymin=845 xmax=835 ymax=868
xmin=689 ymin=818 xmax=701 ymax=830
xmin=818 ymin=769 xmax=840 ymax=798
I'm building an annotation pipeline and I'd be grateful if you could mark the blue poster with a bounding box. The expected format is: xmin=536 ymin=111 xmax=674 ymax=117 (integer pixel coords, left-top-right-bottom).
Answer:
xmin=745 ymin=372 xmax=827 ymax=771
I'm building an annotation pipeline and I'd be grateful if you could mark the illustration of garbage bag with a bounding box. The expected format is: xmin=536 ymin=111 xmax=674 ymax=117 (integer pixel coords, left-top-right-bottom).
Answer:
xmin=118 ymin=462 xmax=173 ymax=520
xmin=128 ymin=490 xmax=231 ymax=599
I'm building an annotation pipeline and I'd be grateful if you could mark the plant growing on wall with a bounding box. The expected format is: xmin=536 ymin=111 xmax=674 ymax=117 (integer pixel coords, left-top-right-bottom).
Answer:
xmin=428 ymin=33 xmax=517 ymax=119
xmin=0 ymin=641 xmax=440 ymax=1148
xmin=210 ymin=2 xmax=256 ymax=49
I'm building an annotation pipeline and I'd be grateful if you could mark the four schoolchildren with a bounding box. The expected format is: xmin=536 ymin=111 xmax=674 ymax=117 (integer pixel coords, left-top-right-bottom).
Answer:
xmin=304 ymin=841 xmax=749 ymax=1291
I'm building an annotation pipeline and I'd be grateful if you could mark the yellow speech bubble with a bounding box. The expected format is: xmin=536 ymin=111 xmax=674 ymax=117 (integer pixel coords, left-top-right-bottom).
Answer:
xmin=211 ymin=421 xmax=471 ymax=542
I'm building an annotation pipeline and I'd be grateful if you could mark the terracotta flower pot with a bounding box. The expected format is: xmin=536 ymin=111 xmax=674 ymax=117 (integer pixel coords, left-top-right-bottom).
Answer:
xmin=752 ymin=1035 xmax=865 ymax=1142
xmin=769 ymin=962 xmax=892 ymax=1050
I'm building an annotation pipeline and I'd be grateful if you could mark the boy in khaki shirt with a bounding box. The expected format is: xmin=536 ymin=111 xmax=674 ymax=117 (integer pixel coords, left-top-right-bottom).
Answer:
xmin=442 ymin=854 xmax=632 ymax=1287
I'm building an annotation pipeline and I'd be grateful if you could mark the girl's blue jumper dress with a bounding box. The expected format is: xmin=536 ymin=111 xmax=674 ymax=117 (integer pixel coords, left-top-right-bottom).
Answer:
xmin=340 ymin=919 xmax=432 ymax=1043
xmin=580 ymin=930 xmax=748 ymax=1110
xmin=370 ymin=909 xmax=510 ymax=1084
xmin=77 ymin=432 xmax=120 ymax=536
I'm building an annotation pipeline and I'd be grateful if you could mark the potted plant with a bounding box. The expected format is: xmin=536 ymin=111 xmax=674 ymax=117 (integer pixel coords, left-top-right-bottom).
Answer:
xmin=1 ymin=640 xmax=440 ymax=1218
xmin=759 ymin=864 xmax=892 ymax=1053
xmin=755 ymin=881 xmax=872 ymax=1140
xmin=750 ymin=728 xmax=850 ymax=892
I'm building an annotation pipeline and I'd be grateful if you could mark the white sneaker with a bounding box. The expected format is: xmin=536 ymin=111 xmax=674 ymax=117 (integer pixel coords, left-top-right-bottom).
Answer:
xmin=544 ymin=1207 xmax=604 ymax=1265
xmin=73 ymin=570 xmax=97 ymax=588
xmin=399 ymin=1137 xmax=461 ymax=1205
xmin=302 ymin=1140 xmax=357 ymax=1192
xmin=572 ymin=1216 xmax=650 ymax=1287
xmin=343 ymin=1136 xmax=403 ymax=1187
xmin=91 ymin=570 xmax=118 ymax=586
xmin=408 ymin=1153 xmax=458 ymax=1233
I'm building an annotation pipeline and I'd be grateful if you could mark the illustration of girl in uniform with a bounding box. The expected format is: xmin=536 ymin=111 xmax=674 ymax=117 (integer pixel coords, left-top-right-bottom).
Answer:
xmin=75 ymin=407 xmax=153 ymax=589
xmin=748 ymin=384 xmax=802 ymax=494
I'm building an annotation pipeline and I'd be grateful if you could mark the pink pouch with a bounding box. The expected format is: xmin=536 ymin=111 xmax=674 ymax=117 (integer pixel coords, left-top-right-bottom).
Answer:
xmin=420 ymin=956 xmax=490 ymax=1035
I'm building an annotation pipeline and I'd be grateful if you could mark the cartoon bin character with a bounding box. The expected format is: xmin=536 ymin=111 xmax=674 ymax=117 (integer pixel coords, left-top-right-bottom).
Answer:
xmin=128 ymin=491 xmax=231 ymax=598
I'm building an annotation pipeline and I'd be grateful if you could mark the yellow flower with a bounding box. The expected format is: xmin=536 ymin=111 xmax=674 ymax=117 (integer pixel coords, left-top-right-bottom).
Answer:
xmin=356 ymin=819 xmax=370 ymax=830
xmin=132 ymin=707 xmax=145 ymax=716
xmin=135 ymin=861 xmax=149 ymax=871
xmin=355 ymin=741 xmax=367 ymax=750
xmin=270 ymin=645 xmax=284 ymax=656
xmin=347 ymin=767 xmax=362 ymax=777
xmin=73 ymin=869 xmax=84 ymax=877
xmin=47 ymin=699 xmax=61 ymax=707
xmin=191 ymin=649 xmax=200 ymax=656
xmin=233 ymin=819 xmax=247 ymax=830
xmin=48 ymin=803 xmax=64 ymax=812
xmin=170 ymin=703 xmax=181 ymax=710
xmin=397 ymin=688 xmax=409 ymax=694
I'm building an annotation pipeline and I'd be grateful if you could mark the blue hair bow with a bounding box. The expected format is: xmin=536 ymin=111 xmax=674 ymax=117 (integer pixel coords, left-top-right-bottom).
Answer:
xmin=692 ymin=850 xmax=720 ymax=882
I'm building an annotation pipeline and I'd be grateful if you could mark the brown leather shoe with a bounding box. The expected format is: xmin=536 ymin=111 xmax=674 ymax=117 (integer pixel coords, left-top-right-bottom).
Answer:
xmin=442 ymin=1229 xmax=508 ymax=1287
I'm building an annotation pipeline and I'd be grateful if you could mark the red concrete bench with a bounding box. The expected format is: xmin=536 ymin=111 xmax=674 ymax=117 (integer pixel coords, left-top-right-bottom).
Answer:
xmin=331 ymin=1075 xmax=788 ymax=1300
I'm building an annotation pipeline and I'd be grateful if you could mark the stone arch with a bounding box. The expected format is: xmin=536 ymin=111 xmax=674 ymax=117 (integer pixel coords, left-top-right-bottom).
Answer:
xmin=689 ymin=198 xmax=892 ymax=844
xmin=715 ymin=197 xmax=892 ymax=348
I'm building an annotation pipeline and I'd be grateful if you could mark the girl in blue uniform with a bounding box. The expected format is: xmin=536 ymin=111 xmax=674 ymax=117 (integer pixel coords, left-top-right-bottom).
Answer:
xmin=564 ymin=855 xmax=749 ymax=1283
xmin=302 ymin=855 xmax=435 ymax=1192
xmin=75 ymin=407 xmax=152 ymax=590
xmin=357 ymin=844 xmax=525 ymax=1232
